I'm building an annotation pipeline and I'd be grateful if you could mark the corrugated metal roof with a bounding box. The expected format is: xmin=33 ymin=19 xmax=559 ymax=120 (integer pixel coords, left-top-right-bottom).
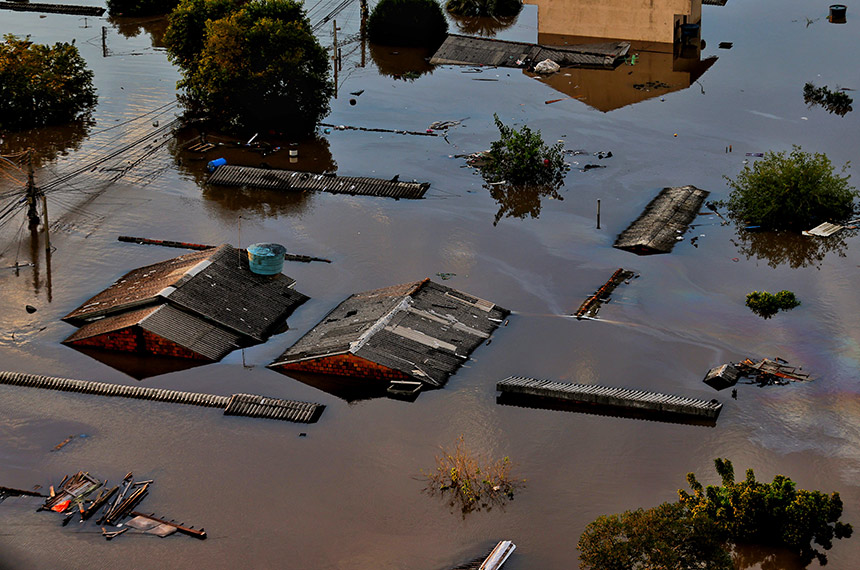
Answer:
xmin=430 ymin=34 xmax=630 ymax=69
xmin=613 ymin=186 xmax=709 ymax=255
xmin=702 ymin=0 xmax=728 ymax=5
xmin=207 ymin=165 xmax=430 ymax=200
xmin=802 ymin=222 xmax=844 ymax=237
xmin=270 ymin=280 xmax=509 ymax=387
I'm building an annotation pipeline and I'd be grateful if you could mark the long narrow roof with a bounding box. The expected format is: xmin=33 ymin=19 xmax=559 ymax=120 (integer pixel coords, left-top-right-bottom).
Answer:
xmin=270 ymin=279 xmax=509 ymax=387
xmin=613 ymin=185 xmax=709 ymax=254
xmin=63 ymin=244 xmax=307 ymax=342
xmin=430 ymin=34 xmax=630 ymax=68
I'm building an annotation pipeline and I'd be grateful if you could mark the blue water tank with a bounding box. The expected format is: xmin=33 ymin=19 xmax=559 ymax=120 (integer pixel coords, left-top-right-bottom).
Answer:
xmin=246 ymin=243 xmax=286 ymax=275
xmin=207 ymin=157 xmax=227 ymax=172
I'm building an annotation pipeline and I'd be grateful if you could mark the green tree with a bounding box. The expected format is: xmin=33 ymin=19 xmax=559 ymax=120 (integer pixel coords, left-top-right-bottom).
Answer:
xmin=679 ymin=458 xmax=853 ymax=566
xmin=367 ymin=0 xmax=448 ymax=48
xmin=724 ymin=146 xmax=857 ymax=230
xmin=164 ymin=0 xmax=333 ymax=135
xmin=578 ymin=502 xmax=733 ymax=570
xmin=0 ymin=35 xmax=97 ymax=130
xmin=481 ymin=114 xmax=566 ymax=187
xmin=107 ymin=0 xmax=179 ymax=16
xmin=745 ymin=290 xmax=800 ymax=319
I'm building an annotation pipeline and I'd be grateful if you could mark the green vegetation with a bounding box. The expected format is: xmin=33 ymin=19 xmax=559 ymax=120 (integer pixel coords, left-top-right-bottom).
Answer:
xmin=745 ymin=289 xmax=801 ymax=319
xmin=423 ymin=435 xmax=525 ymax=514
xmin=367 ymin=0 xmax=448 ymax=48
xmin=107 ymin=0 xmax=179 ymax=16
xmin=0 ymin=34 xmax=96 ymax=130
xmin=445 ymin=0 xmax=522 ymax=18
xmin=164 ymin=0 xmax=333 ymax=136
xmin=804 ymin=82 xmax=853 ymax=116
xmin=480 ymin=114 xmax=566 ymax=187
xmin=723 ymin=146 xmax=857 ymax=230
xmin=578 ymin=459 xmax=853 ymax=569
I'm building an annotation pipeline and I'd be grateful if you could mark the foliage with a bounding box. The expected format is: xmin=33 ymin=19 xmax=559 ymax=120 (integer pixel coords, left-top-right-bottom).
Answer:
xmin=804 ymin=82 xmax=853 ymax=116
xmin=480 ymin=114 xmax=566 ymax=187
xmin=107 ymin=0 xmax=179 ymax=17
xmin=164 ymin=0 xmax=333 ymax=136
xmin=423 ymin=435 xmax=525 ymax=515
xmin=578 ymin=501 xmax=733 ymax=570
xmin=367 ymin=0 xmax=448 ymax=48
xmin=445 ymin=0 xmax=521 ymax=18
xmin=0 ymin=35 xmax=97 ymax=131
xmin=723 ymin=146 xmax=857 ymax=230
xmin=679 ymin=458 xmax=853 ymax=566
xmin=745 ymin=290 xmax=800 ymax=319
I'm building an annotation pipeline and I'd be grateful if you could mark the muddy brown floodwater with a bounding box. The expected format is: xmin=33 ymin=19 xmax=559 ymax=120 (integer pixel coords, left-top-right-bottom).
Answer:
xmin=2 ymin=1 xmax=860 ymax=569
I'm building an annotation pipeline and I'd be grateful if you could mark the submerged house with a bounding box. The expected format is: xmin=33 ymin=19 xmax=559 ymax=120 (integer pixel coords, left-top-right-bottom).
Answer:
xmin=62 ymin=244 xmax=308 ymax=361
xmin=268 ymin=279 xmax=509 ymax=391
xmin=614 ymin=185 xmax=709 ymax=255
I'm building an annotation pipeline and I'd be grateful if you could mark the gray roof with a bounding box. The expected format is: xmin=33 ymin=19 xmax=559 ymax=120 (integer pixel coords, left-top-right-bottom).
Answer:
xmin=270 ymin=279 xmax=509 ymax=387
xmin=430 ymin=34 xmax=630 ymax=69
xmin=208 ymin=165 xmax=430 ymax=200
xmin=613 ymin=186 xmax=709 ymax=255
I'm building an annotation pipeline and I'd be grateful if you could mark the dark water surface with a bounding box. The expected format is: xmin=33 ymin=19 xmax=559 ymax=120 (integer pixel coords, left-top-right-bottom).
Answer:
xmin=2 ymin=1 xmax=860 ymax=568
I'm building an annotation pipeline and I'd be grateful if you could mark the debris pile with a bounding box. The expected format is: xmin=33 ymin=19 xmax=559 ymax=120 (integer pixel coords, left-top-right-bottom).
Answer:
xmin=575 ymin=268 xmax=636 ymax=319
xmin=703 ymin=357 xmax=811 ymax=390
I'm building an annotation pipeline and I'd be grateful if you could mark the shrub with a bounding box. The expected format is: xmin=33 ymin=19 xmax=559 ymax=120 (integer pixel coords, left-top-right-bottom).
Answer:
xmin=480 ymin=114 xmax=566 ymax=187
xmin=165 ymin=0 xmax=333 ymax=136
xmin=423 ymin=435 xmax=524 ymax=514
xmin=0 ymin=34 xmax=97 ymax=130
xmin=723 ymin=146 xmax=857 ymax=230
xmin=445 ymin=0 xmax=521 ymax=18
xmin=745 ymin=290 xmax=800 ymax=319
xmin=367 ymin=0 xmax=448 ymax=48
xmin=107 ymin=0 xmax=179 ymax=16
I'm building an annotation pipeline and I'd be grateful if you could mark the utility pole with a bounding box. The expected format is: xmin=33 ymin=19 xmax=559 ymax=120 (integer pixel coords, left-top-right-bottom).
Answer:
xmin=332 ymin=20 xmax=338 ymax=98
xmin=102 ymin=26 xmax=107 ymax=57
xmin=25 ymin=149 xmax=40 ymax=229
xmin=360 ymin=0 xmax=368 ymax=67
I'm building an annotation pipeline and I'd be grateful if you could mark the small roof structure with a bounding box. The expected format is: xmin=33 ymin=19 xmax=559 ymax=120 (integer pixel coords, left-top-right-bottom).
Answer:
xmin=269 ymin=279 xmax=509 ymax=388
xmin=63 ymin=244 xmax=308 ymax=362
xmin=614 ymin=185 xmax=709 ymax=255
xmin=430 ymin=34 xmax=630 ymax=69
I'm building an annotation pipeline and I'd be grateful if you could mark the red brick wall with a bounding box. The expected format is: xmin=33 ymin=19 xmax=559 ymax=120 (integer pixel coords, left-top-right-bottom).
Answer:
xmin=67 ymin=327 xmax=209 ymax=360
xmin=276 ymin=353 xmax=412 ymax=381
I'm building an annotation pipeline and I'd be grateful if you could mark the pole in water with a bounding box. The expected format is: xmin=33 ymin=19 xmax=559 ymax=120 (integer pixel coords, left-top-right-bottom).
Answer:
xmin=596 ymin=199 xmax=601 ymax=229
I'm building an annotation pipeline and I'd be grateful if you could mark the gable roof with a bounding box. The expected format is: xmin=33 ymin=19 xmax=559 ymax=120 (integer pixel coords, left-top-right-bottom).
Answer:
xmin=613 ymin=185 xmax=709 ymax=255
xmin=63 ymin=244 xmax=308 ymax=342
xmin=269 ymin=279 xmax=509 ymax=387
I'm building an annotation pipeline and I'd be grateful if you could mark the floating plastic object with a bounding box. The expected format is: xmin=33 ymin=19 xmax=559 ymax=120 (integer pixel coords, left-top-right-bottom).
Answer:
xmin=246 ymin=243 xmax=286 ymax=275
xmin=207 ymin=158 xmax=227 ymax=172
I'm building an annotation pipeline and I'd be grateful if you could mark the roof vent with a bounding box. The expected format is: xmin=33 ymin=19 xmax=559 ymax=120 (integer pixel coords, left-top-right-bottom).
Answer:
xmin=247 ymin=243 xmax=286 ymax=275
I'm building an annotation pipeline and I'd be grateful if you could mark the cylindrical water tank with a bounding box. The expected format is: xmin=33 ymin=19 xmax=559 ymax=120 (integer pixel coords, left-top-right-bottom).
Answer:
xmin=246 ymin=243 xmax=286 ymax=275
xmin=207 ymin=157 xmax=227 ymax=172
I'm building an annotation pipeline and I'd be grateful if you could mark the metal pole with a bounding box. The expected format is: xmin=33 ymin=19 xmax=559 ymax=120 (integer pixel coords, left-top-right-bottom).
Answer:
xmin=596 ymin=199 xmax=601 ymax=229
xmin=333 ymin=20 xmax=338 ymax=98
xmin=102 ymin=26 xmax=107 ymax=57
xmin=360 ymin=0 xmax=367 ymax=67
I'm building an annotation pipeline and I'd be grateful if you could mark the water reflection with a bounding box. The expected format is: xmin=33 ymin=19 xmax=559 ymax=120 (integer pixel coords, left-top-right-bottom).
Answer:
xmin=487 ymin=182 xmax=562 ymax=225
xmin=278 ymin=370 xmax=421 ymax=403
xmin=67 ymin=346 xmax=208 ymax=380
xmin=731 ymin=228 xmax=855 ymax=269
xmin=447 ymin=13 xmax=520 ymax=37
xmin=0 ymin=120 xmax=93 ymax=167
xmin=107 ymin=15 xmax=168 ymax=47
xmin=369 ymin=44 xmax=435 ymax=80
xmin=733 ymin=543 xmax=806 ymax=570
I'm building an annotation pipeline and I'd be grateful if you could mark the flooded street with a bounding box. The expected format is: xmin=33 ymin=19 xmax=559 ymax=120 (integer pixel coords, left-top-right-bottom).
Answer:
xmin=2 ymin=0 xmax=860 ymax=568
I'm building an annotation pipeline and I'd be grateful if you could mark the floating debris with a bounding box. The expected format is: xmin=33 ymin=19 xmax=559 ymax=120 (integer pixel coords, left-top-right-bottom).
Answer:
xmin=574 ymin=268 xmax=636 ymax=320
xmin=704 ymin=357 xmax=811 ymax=390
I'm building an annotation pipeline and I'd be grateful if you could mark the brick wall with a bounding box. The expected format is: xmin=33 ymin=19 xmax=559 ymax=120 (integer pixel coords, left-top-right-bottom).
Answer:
xmin=67 ymin=326 xmax=208 ymax=360
xmin=141 ymin=330 xmax=209 ymax=360
xmin=276 ymin=353 xmax=412 ymax=381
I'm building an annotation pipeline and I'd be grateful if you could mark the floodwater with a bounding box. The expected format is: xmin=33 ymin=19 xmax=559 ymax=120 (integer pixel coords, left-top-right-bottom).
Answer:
xmin=2 ymin=1 xmax=860 ymax=568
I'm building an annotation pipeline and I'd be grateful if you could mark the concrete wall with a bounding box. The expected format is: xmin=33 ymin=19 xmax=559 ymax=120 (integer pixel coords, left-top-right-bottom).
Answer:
xmin=525 ymin=0 xmax=701 ymax=44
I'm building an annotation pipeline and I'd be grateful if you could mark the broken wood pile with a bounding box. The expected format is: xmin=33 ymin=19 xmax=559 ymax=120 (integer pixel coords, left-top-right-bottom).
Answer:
xmin=575 ymin=268 xmax=635 ymax=319
xmin=736 ymin=357 xmax=810 ymax=386
xmin=34 ymin=471 xmax=206 ymax=540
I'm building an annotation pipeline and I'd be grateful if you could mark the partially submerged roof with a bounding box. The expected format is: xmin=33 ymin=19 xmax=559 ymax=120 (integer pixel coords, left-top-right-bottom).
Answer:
xmin=207 ymin=165 xmax=429 ymax=200
xmin=62 ymin=245 xmax=308 ymax=362
xmin=269 ymin=279 xmax=509 ymax=387
xmin=614 ymin=185 xmax=709 ymax=254
xmin=430 ymin=34 xmax=630 ymax=69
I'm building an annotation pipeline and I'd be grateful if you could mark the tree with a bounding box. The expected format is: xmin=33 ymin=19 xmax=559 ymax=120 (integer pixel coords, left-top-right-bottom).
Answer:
xmin=164 ymin=0 xmax=333 ymax=135
xmin=107 ymin=0 xmax=179 ymax=16
xmin=446 ymin=0 xmax=522 ymax=18
xmin=481 ymin=114 xmax=566 ymax=187
xmin=679 ymin=458 xmax=853 ymax=566
xmin=0 ymin=35 xmax=97 ymax=130
xmin=578 ymin=502 xmax=733 ymax=570
xmin=367 ymin=0 xmax=448 ymax=48
xmin=745 ymin=290 xmax=800 ymax=319
xmin=723 ymin=146 xmax=857 ymax=230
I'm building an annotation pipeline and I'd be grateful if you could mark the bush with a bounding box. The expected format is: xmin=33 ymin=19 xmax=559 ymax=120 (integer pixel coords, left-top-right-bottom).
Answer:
xmin=423 ymin=435 xmax=524 ymax=514
xmin=367 ymin=0 xmax=448 ymax=48
xmin=745 ymin=290 xmax=800 ymax=319
xmin=107 ymin=0 xmax=179 ymax=16
xmin=723 ymin=146 xmax=857 ymax=230
xmin=445 ymin=0 xmax=521 ymax=18
xmin=0 ymin=34 xmax=97 ymax=130
xmin=480 ymin=114 xmax=566 ymax=187
xmin=164 ymin=0 xmax=333 ymax=136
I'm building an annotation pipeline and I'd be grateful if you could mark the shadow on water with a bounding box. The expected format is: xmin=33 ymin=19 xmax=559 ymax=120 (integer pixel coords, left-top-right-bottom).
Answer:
xmin=275 ymin=370 xmax=422 ymax=403
xmin=0 ymin=120 xmax=93 ymax=167
xmin=486 ymin=182 xmax=563 ymax=226
xmin=733 ymin=543 xmax=807 ymax=570
xmin=369 ymin=44 xmax=435 ymax=80
xmin=107 ymin=15 xmax=168 ymax=47
xmin=731 ymin=228 xmax=856 ymax=269
xmin=447 ymin=12 xmax=520 ymax=37
xmin=67 ymin=346 xmax=210 ymax=380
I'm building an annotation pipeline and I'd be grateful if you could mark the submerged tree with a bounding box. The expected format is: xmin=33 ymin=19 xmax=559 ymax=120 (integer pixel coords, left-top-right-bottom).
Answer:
xmin=723 ymin=146 xmax=857 ymax=230
xmin=164 ymin=0 xmax=333 ymax=136
xmin=0 ymin=34 xmax=97 ymax=130
xmin=367 ymin=0 xmax=448 ymax=48
xmin=107 ymin=0 xmax=179 ymax=16
xmin=745 ymin=290 xmax=800 ymax=319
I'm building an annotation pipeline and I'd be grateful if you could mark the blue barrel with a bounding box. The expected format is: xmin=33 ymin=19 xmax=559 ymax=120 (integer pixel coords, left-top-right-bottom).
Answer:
xmin=207 ymin=157 xmax=227 ymax=172
xmin=246 ymin=243 xmax=286 ymax=275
